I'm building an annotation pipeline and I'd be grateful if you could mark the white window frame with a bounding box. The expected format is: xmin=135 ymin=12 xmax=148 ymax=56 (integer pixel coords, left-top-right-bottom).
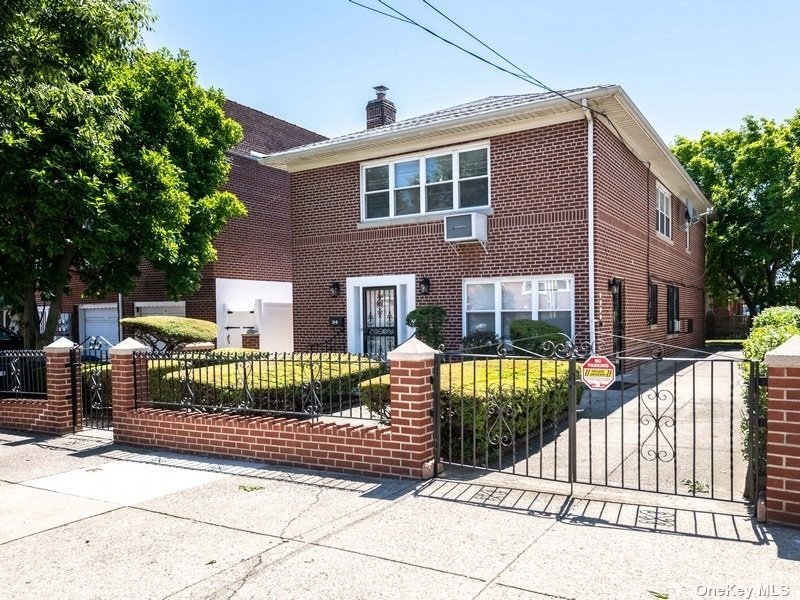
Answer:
xmin=360 ymin=141 xmax=491 ymax=222
xmin=656 ymin=182 xmax=672 ymax=239
xmin=462 ymin=275 xmax=575 ymax=339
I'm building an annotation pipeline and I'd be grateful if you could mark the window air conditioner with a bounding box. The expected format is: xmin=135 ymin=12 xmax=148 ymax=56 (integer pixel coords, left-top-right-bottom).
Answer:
xmin=444 ymin=213 xmax=488 ymax=243
xmin=673 ymin=319 xmax=681 ymax=333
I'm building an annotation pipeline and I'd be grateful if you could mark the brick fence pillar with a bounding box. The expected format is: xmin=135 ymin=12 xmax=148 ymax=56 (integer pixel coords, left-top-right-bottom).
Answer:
xmin=387 ymin=337 xmax=437 ymax=479
xmin=110 ymin=338 xmax=150 ymax=415
xmin=43 ymin=337 xmax=79 ymax=435
xmin=764 ymin=336 xmax=800 ymax=527
xmin=241 ymin=330 xmax=260 ymax=350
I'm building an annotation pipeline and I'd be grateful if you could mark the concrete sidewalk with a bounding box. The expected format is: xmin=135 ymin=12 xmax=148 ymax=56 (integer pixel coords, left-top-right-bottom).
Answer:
xmin=1 ymin=429 xmax=798 ymax=600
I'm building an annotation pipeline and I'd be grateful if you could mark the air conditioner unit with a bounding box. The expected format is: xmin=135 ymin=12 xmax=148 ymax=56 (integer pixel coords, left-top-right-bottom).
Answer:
xmin=444 ymin=213 xmax=488 ymax=243
xmin=673 ymin=319 xmax=681 ymax=333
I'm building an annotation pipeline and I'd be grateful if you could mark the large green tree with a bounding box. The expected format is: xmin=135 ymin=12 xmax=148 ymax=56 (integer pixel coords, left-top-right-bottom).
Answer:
xmin=0 ymin=1 xmax=246 ymax=347
xmin=673 ymin=112 xmax=800 ymax=316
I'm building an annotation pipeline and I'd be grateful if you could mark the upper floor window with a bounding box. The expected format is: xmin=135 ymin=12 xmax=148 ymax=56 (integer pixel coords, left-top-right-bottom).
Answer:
xmin=656 ymin=183 xmax=672 ymax=238
xmin=362 ymin=144 xmax=489 ymax=221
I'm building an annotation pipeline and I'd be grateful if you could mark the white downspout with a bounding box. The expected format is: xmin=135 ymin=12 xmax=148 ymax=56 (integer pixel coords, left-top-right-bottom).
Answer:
xmin=582 ymin=99 xmax=596 ymax=353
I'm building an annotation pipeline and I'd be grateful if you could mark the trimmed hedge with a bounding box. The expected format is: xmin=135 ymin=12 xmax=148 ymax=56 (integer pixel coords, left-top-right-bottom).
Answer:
xmin=509 ymin=319 xmax=566 ymax=356
xmin=361 ymin=358 xmax=578 ymax=462
xmin=740 ymin=306 xmax=800 ymax=477
xmin=145 ymin=352 xmax=387 ymax=415
xmin=121 ymin=316 xmax=218 ymax=351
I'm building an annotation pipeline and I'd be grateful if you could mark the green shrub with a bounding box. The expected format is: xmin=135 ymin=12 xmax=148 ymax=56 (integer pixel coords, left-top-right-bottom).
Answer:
xmin=461 ymin=331 xmax=502 ymax=355
xmin=120 ymin=316 xmax=218 ymax=351
xmin=146 ymin=352 xmax=387 ymax=415
xmin=740 ymin=320 xmax=800 ymax=476
xmin=509 ymin=319 xmax=566 ymax=356
xmin=751 ymin=306 xmax=800 ymax=330
xmin=406 ymin=305 xmax=447 ymax=349
xmin=360 ymin=358 xmax=579 ymax=462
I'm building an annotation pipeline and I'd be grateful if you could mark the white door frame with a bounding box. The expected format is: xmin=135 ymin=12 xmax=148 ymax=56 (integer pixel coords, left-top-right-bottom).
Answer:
xmin=346 ymin=274 xmax=416 ymax=354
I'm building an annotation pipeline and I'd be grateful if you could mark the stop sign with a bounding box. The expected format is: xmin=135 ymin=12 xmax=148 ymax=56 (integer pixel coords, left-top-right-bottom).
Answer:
xmin=581 ymin=356 xmax=616 ymax=391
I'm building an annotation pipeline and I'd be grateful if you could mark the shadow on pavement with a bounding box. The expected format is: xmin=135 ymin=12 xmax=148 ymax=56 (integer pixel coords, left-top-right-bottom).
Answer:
xmin=415 ymin=477 xmax=772 ymax=546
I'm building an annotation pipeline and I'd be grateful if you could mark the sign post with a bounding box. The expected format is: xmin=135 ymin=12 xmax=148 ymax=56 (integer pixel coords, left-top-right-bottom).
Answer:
xmin=580 ymin=356 xmax=616 ymax=391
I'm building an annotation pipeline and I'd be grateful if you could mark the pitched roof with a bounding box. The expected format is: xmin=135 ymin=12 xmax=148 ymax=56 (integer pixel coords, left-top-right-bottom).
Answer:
xmin=274 ymin=85 xmax=611 ymax=154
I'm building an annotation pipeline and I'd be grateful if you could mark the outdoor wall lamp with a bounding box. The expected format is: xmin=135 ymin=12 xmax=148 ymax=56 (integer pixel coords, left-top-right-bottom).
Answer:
xmin=608 ymin=278 xmax=621 ymax=295
xmin=419 ymin=277 xmax=431 ymax=295
xmin=329 ymin=282 xmax=340 ymax=297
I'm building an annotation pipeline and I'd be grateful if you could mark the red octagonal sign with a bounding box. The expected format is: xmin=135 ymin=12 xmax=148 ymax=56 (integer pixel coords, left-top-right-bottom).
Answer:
xmin=581 ymin=356 xmax=616 ymax=391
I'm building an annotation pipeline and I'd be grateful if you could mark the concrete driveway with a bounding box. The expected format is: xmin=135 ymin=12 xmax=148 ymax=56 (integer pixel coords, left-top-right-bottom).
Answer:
xmin=1 ymin=428 xmax=798 ymax=600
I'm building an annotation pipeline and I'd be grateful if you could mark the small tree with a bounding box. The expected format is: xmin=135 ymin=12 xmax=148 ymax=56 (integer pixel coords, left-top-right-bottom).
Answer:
xmin=406 ymin=305 xmax=447 ymax=348
xmin=120 ymin=316 xmax=217 ymax=351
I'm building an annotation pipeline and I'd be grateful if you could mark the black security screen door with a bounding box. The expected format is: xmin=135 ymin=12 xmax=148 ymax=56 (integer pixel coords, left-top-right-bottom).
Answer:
xmin=363 ymin=286 xmax=397 ymax=358
xmin=610 ymin=278 xmax=624 ymax=370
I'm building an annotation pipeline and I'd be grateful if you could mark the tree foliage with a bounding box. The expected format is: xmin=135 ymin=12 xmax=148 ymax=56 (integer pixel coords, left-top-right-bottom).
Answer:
xmin=673 ymin=113 xmax=800 ymax=316
xmin=0 ymin=0 xmax=246 ymax=347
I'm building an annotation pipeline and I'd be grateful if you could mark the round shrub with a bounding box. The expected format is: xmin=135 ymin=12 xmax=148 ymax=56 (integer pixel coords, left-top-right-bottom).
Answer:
xmin=405 ymin=305 xmax=447 ymax=349
xmin=120 ymin=316 xmax=217 ymax=351
xmin=461 ymin=331 xmax=502 ymax=355
xmin=509 ymin=319 xmax=566 ymax=356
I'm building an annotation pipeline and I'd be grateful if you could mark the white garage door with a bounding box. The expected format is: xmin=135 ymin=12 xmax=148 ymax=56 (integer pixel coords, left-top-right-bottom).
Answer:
xmin=80 ymin=305 xmax=120 ymax=347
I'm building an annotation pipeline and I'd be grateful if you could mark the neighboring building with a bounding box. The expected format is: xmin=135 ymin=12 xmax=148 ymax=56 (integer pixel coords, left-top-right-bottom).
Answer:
xmin=58 ymin=100 xmax=325 ymax=350
xmin=261 ymin=85 xmax=710 ymax=359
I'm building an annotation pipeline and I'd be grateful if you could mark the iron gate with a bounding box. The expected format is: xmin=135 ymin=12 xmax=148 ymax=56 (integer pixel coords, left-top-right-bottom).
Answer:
xmin=434 ymin=336 xmax=762 ymax=505
xmin=70 ymin=337 xmax=113 ymax=430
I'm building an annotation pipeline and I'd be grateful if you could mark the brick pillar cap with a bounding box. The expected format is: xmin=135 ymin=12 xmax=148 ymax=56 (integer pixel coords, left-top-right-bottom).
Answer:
xmin=45 ymin=337 xmax=76 ymax=353
xmin=765 ymin=335 xmax=800 ymax=368
xmin=387 ymin=337 xmax=438 ymax=361
xmin=110 ymin=337 xmax=150 ymax=355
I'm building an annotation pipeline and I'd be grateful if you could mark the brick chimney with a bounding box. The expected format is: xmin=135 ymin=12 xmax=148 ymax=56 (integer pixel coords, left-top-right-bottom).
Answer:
xmin=366 ymin=85 xmax=396 ymax=129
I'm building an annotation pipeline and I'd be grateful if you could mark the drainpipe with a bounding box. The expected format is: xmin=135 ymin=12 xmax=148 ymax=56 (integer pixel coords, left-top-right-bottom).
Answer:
xmin=582 ymin=99 xmax=596 ymax=353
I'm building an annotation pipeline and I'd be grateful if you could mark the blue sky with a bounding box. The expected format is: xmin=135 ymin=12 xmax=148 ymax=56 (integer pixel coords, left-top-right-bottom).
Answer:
xmin=144 ymin=0 xmax=800 ymax=143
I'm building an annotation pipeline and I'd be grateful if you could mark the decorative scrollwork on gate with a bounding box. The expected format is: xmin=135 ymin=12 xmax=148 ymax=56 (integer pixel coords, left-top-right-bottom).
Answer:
xmin=639 ymin=389 xmax=676 ymax=462
xmin=178 ymin=360 xmax=196 ymax=406
xmin=485 ymin=387 xmax=515 ymax=448
xmin=235 ymin=361 xmax=255 ymax=410
xmin=9 ymin=357 xmax=22 ymax=392
xmin=88 ymin=369 xmax=105 ymax=412
xmin=301 ymin=380 xmax=323 ymax=416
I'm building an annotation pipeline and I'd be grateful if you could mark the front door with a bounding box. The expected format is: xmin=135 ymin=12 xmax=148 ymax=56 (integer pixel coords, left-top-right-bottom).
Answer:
xmin=609 ymin=278 xmax=624 ymax=370
xmin=362 ymin=286 xmax=397 ymax=357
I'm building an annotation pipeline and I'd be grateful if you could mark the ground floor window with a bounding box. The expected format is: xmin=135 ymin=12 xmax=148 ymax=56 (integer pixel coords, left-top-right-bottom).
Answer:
xmin=463 ymin=276 xmax=574 ymax=339
xmin=667 ymin=285 xmax=680 ymax=333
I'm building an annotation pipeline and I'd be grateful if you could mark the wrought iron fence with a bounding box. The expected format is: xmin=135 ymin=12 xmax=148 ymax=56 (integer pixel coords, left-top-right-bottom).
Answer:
xmin=0 ymin=350 xmax=47 ymax=399
xmin=134 ymin=351 xmax=390 ymax=422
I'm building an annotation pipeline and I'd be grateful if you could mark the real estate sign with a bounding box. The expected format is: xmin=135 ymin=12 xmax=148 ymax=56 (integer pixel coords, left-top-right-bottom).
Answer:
xmin=580 ymin=356 xmax=616 ymax=391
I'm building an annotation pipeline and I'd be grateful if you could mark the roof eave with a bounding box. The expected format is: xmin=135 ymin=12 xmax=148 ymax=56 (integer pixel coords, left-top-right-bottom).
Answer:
xmin=260 ymin=86 xmax=619 ymax=171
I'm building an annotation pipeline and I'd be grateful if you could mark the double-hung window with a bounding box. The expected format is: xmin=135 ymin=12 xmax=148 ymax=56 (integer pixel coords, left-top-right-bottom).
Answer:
xmin=666 ymin=285 xmax=680 ymax=334
xmin=656 ymin=183 xmax=672 ymax=238
xmin=362 ymin=144 xmax=489 ymax=221
xmin=464 ymin=276 xmax=574 ymax=339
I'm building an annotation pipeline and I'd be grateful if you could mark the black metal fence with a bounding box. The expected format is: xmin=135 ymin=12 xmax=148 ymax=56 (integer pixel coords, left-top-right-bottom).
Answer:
xmin=76 ymin=347 xmax=112 ymax=430
xmin=0 ymin=350 xmax=47 ymax=399
xmin=135 ymin=351 xmax=390 ymax=422
xmin=435 ymin=340 xmax=760 ymax=504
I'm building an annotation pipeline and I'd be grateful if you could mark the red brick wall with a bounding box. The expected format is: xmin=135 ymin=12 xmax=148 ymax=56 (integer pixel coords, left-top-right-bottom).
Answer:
xmin=111 ymin=351 xmax=436 ymax=479
xmin=291 ymin=120 xmax=590 ymax=350
xmin=594 ymin=120 xmax=706 ymax=353
xmin=0 ymin=348 xmax=77 ymax=435
xmin=765 ymin=365 xmax=800 ymax=527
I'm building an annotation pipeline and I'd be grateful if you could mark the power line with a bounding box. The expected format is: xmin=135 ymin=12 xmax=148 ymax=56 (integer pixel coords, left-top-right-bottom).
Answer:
xmin=346 ymin=0 xmax=412 ymax=24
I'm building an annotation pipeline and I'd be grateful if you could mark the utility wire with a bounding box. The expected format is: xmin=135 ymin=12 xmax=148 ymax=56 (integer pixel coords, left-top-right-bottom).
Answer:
xmin=347 ymin=0 xmax=413 ymax=24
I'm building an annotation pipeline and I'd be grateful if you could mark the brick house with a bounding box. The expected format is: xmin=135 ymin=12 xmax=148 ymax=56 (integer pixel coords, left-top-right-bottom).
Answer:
xmin=57 ymin=100 xmax=325 ymax=350
xmin=261 ymin=85 xmax=710 ymax=359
